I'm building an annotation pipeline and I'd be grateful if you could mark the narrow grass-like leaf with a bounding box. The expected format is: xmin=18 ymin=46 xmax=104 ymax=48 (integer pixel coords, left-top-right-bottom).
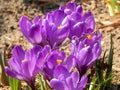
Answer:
xmin=9 ymin=77 xmax=21 ymax=90
xmin=105 ymin=34 xmax=113 ymax=89
xmin=0 ymin=53 xmax=9 ymax=85
xmin=88 ymin=77 xmax=97 ymax=90
xmin=38 ymin=74 xmax=46 ymax=90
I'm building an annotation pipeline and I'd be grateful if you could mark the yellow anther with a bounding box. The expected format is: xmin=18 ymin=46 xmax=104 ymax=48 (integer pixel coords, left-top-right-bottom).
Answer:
xmin=22 ymin=60 xmax=26 ymax=63
xmin=57 ymin=26 xmax=62 ymax=30
xmin=57 ymin=59 xmax=62 ymax=65
xmin=87 ymin=34 xmax=92 ymax=40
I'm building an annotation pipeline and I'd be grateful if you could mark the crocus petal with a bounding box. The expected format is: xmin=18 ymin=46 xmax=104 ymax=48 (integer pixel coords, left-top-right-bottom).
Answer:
xmin=50 ymin=78 xmax=65 ymax=90
xmin=33 ymin=16 xmax=40 ymax=23
xmin=76 ymin=5 xmax=83 ymax=14
xmin=21 ymin=61 xmax=31 ymax=80
xmin=5 ymin=67 xmax=16 ymax=77
xmin=25 ymin=52 xmax=36 ymax=77
xmin=69 ymin=12 xmax=82 ymax=21
xmin=37 ymin=45 xmax=51 ymax=70
xmin=12 ymin=46 xmax=25 ymax=61
xmin=64 ymin=2 xmax=77 ymax=15
xmin=66 ymin=76 xmax=74 ymax=90
xmin=9 ymin=58 xmax=21 ymax=74
xmin=54 ymin=65 xmax=70 ymax=79
xmin=5 ymin=67 xmax=24 ymax=80
xmin=71 ymin=71 xmax=79 ymax=88
xmin=54 ymin=10 xmax=66 ymax=26
xmin=83 ymin=12 xmax=95 ymax=30
xmin=19 ymin=16 xmax=32 ymax=41
xmin=78 ymin=75 xmax=88 ymax=89
xmin=65 ymin=55 xmax=76 ymax=71
xmin=77 ymin=46 xmax=90 ymax=65
xmin=29 ymin=23 xmax=42 ymax=44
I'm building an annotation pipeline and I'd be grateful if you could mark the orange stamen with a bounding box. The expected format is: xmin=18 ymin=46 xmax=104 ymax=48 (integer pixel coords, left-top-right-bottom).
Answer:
xmin=57 ymin=59 xmax=62 ymax=65
xmin=87 ymin=34 xmax=92 ymax=40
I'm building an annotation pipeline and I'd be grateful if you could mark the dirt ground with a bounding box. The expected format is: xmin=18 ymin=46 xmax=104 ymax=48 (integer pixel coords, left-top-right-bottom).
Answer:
xmin=0 ymin=0 xmax=120 ymax=89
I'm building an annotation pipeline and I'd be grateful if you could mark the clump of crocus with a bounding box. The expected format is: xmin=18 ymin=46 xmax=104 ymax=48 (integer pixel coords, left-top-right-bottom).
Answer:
xmin=70 ymin=31 xmax=102 ymax=76
xmin=5 ymin=45 xmax=51 ymax=90
xmin=50 ymin=65 xmax=88 ymax=90
xmin=5 ymin=1 xmax=103 ymax=90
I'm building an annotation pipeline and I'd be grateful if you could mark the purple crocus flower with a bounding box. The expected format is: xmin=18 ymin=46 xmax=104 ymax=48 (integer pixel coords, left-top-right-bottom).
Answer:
xmin=50 ymin=65 xmax=88 ymax=90
xmin=71 ymin=31 xmax=102 ymax=76
xmin=59 ymin=1 xmax=95 ymax=39
xmin=68 ymin=11 xmax=95 ymax=39
xmin=19 ymin=16 xmax=47 ymax=46
xmin=5 ymin=45 xmax=51 ymax=89
xmin=43 ymin=50 xmax=75 ymax=80
xmin=43 ymin=9 xmax=70 ymax=48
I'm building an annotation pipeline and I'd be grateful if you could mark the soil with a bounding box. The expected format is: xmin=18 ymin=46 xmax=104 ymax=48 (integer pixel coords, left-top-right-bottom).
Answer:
xmin=0 ymin=0 xmax=120 ymax=89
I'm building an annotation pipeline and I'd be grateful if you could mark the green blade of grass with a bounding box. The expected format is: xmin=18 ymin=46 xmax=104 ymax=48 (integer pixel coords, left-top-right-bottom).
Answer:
xmin=105 ymin=34 xmax=113 ymax=89
xmin=0 ymin=53 xmax=9 ymax=85
xmin=9 ymin=77 xmax=21 ymax=90
xmin=38 ymin=74 xmax=46 ymax=90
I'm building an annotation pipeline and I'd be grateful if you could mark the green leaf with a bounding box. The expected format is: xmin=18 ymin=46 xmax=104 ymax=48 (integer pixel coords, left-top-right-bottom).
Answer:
xmin=0 ymin=53 xmax=9 ymax=85
xmin=9 ymin=77 xmax=21 ymax=90
xmin=105 ymin=34 xmax=114 ymax=89
xmin=38 ymin=74 xmax=46 ymax=90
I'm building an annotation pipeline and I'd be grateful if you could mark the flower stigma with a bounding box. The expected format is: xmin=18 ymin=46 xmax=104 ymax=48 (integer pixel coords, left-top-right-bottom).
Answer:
xmin=87 ymin=34 xmax=92 ymax=40
xmin=57 ymin=59 xmax=62 ymax=65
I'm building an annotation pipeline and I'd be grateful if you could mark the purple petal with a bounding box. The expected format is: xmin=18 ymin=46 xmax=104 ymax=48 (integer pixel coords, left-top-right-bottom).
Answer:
xmin=69 ymin=12 xmax=82 ymax=21
xmin=54 ymin=65 xmax=70 ymax=79
xmin=78 ymin=75 xmax=88 ymax=89
xmin=64 ymin=2 xmax=77 ymax=15
xmin=9 ymin=58 xmax=21 ymax=74
xmin=37 ymin=45 xmax=51 ymax=70
xmin=76 ymin=46 xmax=90 ymax=65
xmin=65 ymin=55 xmax=76 ymax=71
xmin=76 ymin=5 xmax=83 ymax=14
xmin=71 ymin=71 xmax=79 ymax=88
xmin=83 ymin=12 xmax=95 ymax=30
xmin=21 ymin=61 xmax=31 ymax=80
xmin=29 ymin=24 xmax=42 ymax=44
xmin=25 ymin=52 xmax=36 ymax=77
xmin=66 ymin=76 xmax=74 ymax=89
xmin=50 ymin=78 xmax=65 ymax=90
xmin=12 ymin=46 xmax=25 ymax=61
xmin=5 ymin=67 xmax=24 ymax=80
xmin=5 ymin=67 xmax=16 ymax=77
xmin=53 ymin=10 xmax=66 ymax=26
xmin=33 ymin=16 xmax=40 ymax=23
xmin=19 ymin=16 xmax=32 ymax=41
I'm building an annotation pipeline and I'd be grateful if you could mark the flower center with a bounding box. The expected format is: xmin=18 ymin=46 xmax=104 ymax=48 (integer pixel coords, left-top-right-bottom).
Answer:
xmin=22 ymin=60 xmax=26 ymax=63
xmin=57 ymin=59 xmax=62 ymax=65
xmin=87 ymin=34 xmax=92 ymax=40
xmin=57 ymin=26 xmax=62 ymax=30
